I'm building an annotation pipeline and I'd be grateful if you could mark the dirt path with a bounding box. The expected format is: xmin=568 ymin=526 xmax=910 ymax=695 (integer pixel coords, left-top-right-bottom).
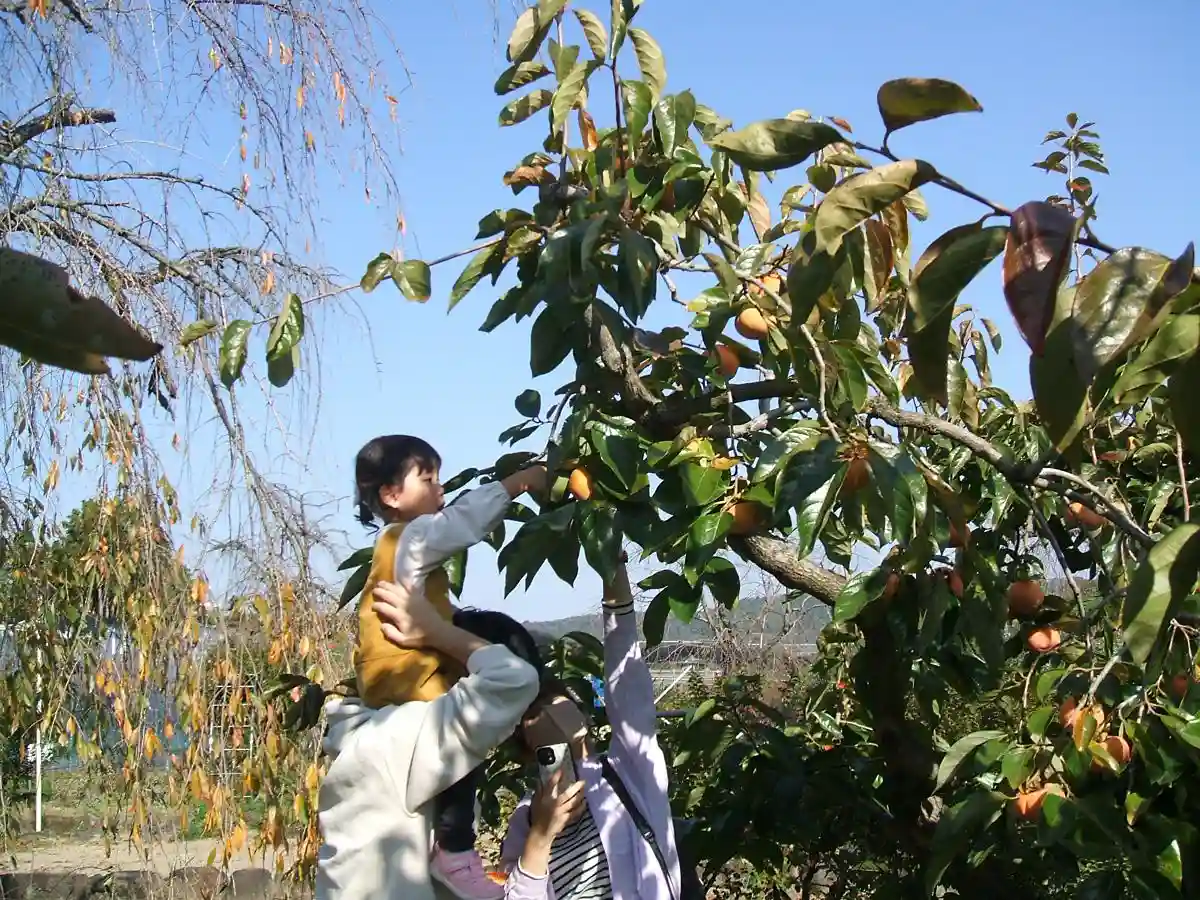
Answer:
xmin=7 ymin=834 xmax=270 ymax=876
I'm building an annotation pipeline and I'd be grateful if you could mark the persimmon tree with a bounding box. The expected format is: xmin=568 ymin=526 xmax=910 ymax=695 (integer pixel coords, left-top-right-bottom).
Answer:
xmin=337 ymin=1 xmax=1200 ymax=896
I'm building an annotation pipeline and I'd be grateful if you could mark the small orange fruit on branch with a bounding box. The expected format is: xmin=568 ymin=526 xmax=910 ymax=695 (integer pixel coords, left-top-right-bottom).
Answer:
xmin=1027 ymin=626 xmax=1061 ymax=653
xmin=567 ymin=467 xmax=594 ymax=501
xmin=712 ymin=344 xmax=740 ymax=377
xmin=734 ymin=307 xmax=770 ymax=340
xmin=1066 ymin=501 xmax=1107 ymax=530
xmin=1007 ymin=579 xmax=1045 ymax=617
xmin=728 ymin=501 xmax=765 ymax=536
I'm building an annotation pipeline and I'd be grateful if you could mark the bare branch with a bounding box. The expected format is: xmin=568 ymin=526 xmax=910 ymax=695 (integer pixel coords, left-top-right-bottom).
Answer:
xmin=0 ymin=98 xmax=114 ymax=156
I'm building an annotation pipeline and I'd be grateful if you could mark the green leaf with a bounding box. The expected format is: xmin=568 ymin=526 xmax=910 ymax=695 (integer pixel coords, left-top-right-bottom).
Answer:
xmin=448 ymin=244 xmax=500 ymax=311
xmin=573 ymin=8 xmax=608 ymax=59
xmin=338 ymin=561 xmax=370 ymax=610
xmin=1170 ymin=346 xmax=1200 ymax=455
xmin=628 ymin=28 xmax=666 ymax=101
xmin=590 ymin=426 xmax=642 ymax=490
xmin=444 ymin=549 xmax=467 ymax=598
xmin=702 ymin=557 xmax=740 ymax=608
xmin=828 ymin=343 xmax=867 ymax=411
xmin=551 ymin=61 xmax=598 ymax=135
xmin=1002 ymin=201 xmax=1078 ymax=356
xmin=494 ymin=61 xmax=551 ymax=95
xmin=391 ymin=259 xmax=432 ymax=302
xmin=360 ymin=252 xmax=393 ymax=292
xmin=796 ymin=469 xmax=845 ymax=556
xmin=337 ymin=546 xmax=373 ymax=571
xmin=876 ymin=77 xmax=982 ymax=134
xmin=1113 ymin=314 xmax=1200 ymax=404
xmin=833 ymin=570 xmax=885 ymax=622
xmin=752 ymin=422 xmax=821 ymax=484
xmin=179 ymin=319 xmax=218 ymax=346
xmin=923 ymin=791 xmax=1005 ymax=896
xmin=580 ymin=505 xmax=622 ymax=579
xmin=500 ymin=89 xmax=554 ymax=126
xmin=507 ymin=0 xmax=565 ymax=64
xmin=266 ymin=344 xmax=299 ymax=388
xmin=515 ymin=389 xmax=541 ymax=418
xmin=218 ymin=319 xmax=252 ymax=388
xmin=708 ymin=118 xmax=843 ymax=172
xmin=1122 ymin=523 xmax=1200 ymax=672
xmin=1030 ymin=285 xmax=1090 ymax=452
xmin=786 ymin=242 xmax=845 ymax=324
xmin=620 ymin=80 xmax=653 ymax=144
xmin=642 ymin=587 xmax=670 ymax=646
xmin=682 ymin=463 xmax=728 ymax=507
xmin=934 ymin=730 xmax=1008 ymax=791
xmin=910 ymin=224 xmax=1007 ymax=330
xmin=530 ymin=307 xmax=573 ymax=376
xmin=618 ymin=228 xmax=658 ymax=318
xmin=814 ymin=159 xmax=938 ymax=255
xmin=1070 ymin=247 xmax=1173 ymax=382
xmin=266 ymin=293 xmax=304 ymax=363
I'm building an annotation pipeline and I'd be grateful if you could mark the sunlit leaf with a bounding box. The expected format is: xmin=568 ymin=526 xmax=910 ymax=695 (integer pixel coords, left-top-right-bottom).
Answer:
xmin=876 ymin=77 xmax=983 ymax=134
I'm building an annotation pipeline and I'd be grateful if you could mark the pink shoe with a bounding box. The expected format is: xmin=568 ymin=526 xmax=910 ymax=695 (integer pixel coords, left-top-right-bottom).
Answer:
xmin=430 ymin=847 xmax=505 ymax=900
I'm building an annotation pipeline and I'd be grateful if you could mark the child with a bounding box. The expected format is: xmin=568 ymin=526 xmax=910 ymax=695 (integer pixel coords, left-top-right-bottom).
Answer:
xmin=352 ymin=434 xmax=547 ymax=900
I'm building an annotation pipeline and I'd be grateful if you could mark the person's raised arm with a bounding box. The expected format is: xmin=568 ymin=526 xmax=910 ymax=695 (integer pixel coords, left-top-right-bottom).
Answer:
xmin=370 ymin=581 xmax=540 ymax=810
xmin=396 ymin=465 xmax=548 ymax=580
xmin=602 ymin=555 xmax=663 ymax=775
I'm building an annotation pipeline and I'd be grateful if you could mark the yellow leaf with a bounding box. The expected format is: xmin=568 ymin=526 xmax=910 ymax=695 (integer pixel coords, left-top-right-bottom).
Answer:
xmin=296 ymin=85 xmax=305 ymax=109
xmin=299 ymin=635 xmax=312 ymax=658
xmin=43 ymin=459 xmax=59 ymax=492
xmin=305 ymin=762 xmax=320 ymax=792
xmin=710 ymin=456 xmax=739 ymax=471
xmin=190 ymin=578 xmax=209 ymax=605
xmin=260 ymin=268 xmax=275 ymax=295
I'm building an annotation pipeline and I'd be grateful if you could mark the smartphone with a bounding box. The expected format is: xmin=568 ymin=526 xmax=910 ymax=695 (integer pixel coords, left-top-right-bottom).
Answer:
xmin=535 ymin=743 xmax=576 ymax=791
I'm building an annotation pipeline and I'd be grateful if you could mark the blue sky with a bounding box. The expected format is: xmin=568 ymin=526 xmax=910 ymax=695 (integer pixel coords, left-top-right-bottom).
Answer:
xmin=46 ymin=0 xmax=1200 ymax=622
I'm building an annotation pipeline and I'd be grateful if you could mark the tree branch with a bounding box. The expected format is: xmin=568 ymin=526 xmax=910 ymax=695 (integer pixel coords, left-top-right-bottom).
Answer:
xmin=729 ymin=534 xmax=846 ymax=606
xmin=866 ymin=396 xmax=1153 ymax=548
xmin=0 ymin=99 xmax=115 ymax=156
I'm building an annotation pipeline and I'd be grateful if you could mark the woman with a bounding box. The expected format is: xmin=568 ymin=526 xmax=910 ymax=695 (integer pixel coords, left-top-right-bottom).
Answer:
xmin=498 ymin=557 xmax=686 ymax=900
xmin=316 ymin=579 xmax=563 ymax=900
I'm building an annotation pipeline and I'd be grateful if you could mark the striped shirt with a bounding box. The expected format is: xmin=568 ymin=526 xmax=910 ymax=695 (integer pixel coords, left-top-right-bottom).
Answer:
xmin=548 ymin=806 xmax=613 ymax=900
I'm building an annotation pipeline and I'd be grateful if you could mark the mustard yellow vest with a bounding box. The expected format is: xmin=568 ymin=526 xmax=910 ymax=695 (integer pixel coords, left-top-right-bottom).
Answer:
xmin=353 ymin=522 xmax=464 ymax=708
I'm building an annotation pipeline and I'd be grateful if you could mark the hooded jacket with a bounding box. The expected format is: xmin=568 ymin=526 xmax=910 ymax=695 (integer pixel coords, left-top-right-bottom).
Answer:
xmin=316 ymin=643 xmax=541 ymax=900
xmin=498 ymin=601 xmax=684 ymax=900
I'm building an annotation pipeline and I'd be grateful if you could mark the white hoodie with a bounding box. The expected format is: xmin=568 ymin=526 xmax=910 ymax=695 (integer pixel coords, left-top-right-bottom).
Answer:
xmin=316 ymin=644 xmax=540 ymax=900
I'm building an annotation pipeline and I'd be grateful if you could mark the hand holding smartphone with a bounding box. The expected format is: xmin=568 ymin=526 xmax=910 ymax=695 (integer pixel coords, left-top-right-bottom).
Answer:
xmin=536 ymin=743 xmax=576 ymax=795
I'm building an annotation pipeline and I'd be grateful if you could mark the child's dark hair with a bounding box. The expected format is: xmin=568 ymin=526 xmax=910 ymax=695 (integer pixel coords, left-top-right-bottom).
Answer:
xmin=354 ymin=435 xmax=441 ymax=528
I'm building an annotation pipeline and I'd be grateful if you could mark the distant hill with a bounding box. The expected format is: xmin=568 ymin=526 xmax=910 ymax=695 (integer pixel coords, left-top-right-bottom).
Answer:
xmin=522 ymin=592 xmax=831 ymax=646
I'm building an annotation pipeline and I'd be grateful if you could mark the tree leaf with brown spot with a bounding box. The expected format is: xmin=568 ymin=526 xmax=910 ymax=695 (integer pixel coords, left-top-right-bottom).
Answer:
xmin=745 ymin=188 xmax=770 ymax=241
xmin=503 ymin=164 xmax=554 ymax=189
xmin=876 ymin=78 xmax=983 ymax=135
xmin=1002 ymin=201 xmax=1078 ymax=356
xmin=499 ymin=89 xmax=554 ymax=127
xmin=708 ymin=118 xmax=843 ymax=172
xmin=577 ymin=108 xmax=599 ymax=151
xmin=862 ymin=219 xmax=894 ymax=310
xmin=813 ymin=159 xmax=937 ymax=255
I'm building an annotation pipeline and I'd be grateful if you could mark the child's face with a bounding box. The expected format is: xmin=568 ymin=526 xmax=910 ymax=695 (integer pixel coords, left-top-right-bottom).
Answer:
xmin=378 ymin=463 xmax=444 ymax=521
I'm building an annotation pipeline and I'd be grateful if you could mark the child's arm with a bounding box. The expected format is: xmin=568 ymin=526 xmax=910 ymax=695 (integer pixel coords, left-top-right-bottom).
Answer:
xmin=395 ymin=465 xmax=548 ymax=582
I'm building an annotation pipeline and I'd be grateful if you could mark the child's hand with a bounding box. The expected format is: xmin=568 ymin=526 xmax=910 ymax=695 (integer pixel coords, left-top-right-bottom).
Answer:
xmin=500 ymin=464 xmax=548 ymax=500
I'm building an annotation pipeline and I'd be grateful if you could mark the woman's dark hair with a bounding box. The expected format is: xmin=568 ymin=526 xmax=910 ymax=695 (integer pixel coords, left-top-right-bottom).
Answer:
xmin=354 ymin=435 xmax=441 ymax=528
xmin=451 ymin=608 xmax=546 ymax=674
